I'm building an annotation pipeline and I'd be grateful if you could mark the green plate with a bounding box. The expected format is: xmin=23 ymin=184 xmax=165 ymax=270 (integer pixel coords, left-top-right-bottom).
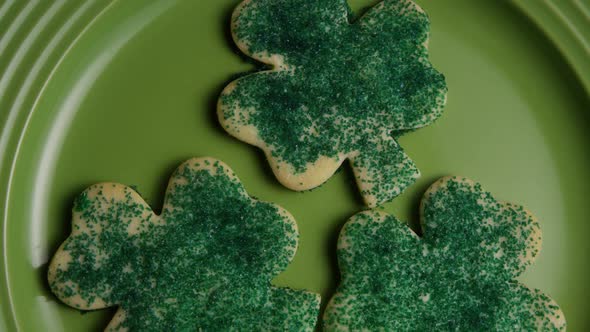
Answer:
xmin=1 ymin=0 xmax=588 ymax=330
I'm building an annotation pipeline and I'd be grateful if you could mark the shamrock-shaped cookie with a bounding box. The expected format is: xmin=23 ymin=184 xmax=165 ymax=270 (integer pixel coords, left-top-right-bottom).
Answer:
xmin=218 ymin=0 xmax=447 ymax=207
xmin=324 ymin=177 xmax=565 ymax=331
xmin=48 ymin=158 xmax=320 ymax=331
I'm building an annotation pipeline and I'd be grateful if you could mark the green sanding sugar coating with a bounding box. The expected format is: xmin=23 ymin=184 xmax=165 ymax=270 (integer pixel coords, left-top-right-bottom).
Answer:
xmin=220 ymin=0 xmax=447 ymax=206
xmin=324 ymin=176 xmax=566 ymax=331
xmin=48 ymin=158 xmax=320 ymax=331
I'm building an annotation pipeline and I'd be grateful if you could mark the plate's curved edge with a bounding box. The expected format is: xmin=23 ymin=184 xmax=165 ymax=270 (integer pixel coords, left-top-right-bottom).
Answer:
xmin=0 ymin=1 xmax=118 ymax=330
xmin=511 ymin=0 xmax=590 ymax=94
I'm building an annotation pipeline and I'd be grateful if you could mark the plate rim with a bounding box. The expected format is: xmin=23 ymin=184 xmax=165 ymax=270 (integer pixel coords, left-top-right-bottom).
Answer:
xmin=512 ymin=0 xmax=590 ymax=93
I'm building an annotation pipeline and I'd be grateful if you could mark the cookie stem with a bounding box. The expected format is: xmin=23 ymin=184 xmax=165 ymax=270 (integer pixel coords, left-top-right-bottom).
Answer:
xmin=350 ymin=138 xmax=419 ymax=207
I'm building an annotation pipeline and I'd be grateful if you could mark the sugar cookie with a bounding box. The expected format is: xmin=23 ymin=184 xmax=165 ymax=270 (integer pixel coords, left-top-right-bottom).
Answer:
xmin=219 ymin=0 xmax=447 ymax=207
xmin=48 ymin=158 xmax=320 ymax=331
xmin=324 ymin=176 xmax=565 ymax=331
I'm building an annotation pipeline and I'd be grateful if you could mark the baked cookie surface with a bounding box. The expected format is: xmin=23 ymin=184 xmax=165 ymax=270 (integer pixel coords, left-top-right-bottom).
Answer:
xmin=219 ymin=0 xmax=447 ymax=207
xmin=48 ymin=158 xmax=320 ymax=331
xmin=324 ymin=176 xmax=565 ymax=331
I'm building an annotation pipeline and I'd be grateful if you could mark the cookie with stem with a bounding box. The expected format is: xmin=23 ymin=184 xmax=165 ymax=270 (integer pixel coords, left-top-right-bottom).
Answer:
xmin=219 ymin=0 xmax=447 ymax=207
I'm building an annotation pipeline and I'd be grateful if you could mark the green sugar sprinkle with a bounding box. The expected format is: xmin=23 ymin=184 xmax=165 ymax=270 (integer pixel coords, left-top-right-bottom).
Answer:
xmin=220 ymin=0 xmax=447 ymax=206
xmin=49 ymin=158 xmax=320 ymax=331
xmin=324 ymin=176 xmax=565 ymax=331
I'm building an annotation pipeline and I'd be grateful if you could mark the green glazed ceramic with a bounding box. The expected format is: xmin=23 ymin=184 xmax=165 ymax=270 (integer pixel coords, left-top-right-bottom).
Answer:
xmin=1 ymin=0 xmax=588 ymax=330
